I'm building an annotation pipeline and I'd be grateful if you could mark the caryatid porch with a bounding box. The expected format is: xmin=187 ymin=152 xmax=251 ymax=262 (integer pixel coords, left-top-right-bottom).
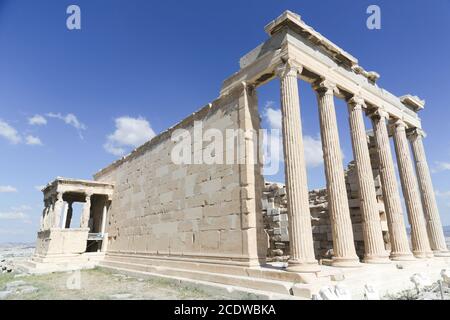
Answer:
xmin=221 ymin=11 xmax=449 ymax=270
xmin=36 ymin=177 xmax=114 ymax=258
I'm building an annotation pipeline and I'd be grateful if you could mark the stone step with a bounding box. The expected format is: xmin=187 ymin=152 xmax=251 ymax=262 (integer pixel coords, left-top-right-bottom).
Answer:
xmin=103 ymin=253 xmax=321 ymax=284
xmin=99 ymin=263 xmax=305 ymax=300
xmin=99 ymin=258 xmax=315 ymax=298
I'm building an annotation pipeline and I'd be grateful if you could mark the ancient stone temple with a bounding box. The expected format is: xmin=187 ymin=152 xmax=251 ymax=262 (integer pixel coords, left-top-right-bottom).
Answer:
xmin=22 ymin=11 xmax=449 ymax=298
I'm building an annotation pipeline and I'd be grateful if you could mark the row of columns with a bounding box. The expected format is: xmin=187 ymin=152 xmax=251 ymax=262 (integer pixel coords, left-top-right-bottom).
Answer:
xmin=277 ymin=60 xmax=449 ymax=271
xmin=40 ymin=192 xmax=108 ymax=233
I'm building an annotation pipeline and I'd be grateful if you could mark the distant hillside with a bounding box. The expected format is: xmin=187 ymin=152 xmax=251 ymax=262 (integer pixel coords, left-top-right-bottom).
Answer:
xmin=443 ymin=225 xmax=450 ymax=237
xmin=0 ymin=242 xmax=35 ymax=248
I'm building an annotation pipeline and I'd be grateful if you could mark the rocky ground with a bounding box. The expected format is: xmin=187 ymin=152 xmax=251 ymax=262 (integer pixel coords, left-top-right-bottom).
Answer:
xmin=0 ymin=243 xmax=233 ymax=300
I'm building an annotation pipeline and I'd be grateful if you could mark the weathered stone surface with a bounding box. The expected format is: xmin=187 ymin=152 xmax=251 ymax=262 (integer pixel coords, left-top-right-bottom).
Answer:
xmin=393 ymin=119 xmax=433 ymax=258
xmin=347 ymin=98 xmax=389 ymax=263
xmin=409 ymin=129 xmax=449 ymax=256
xmin=371 ymin=110 xmax=414 ymax=260
xmin=277 ymin=61 xmax=318 ymax=272
xmin=314 ymin=80 xmax=359 ymax=267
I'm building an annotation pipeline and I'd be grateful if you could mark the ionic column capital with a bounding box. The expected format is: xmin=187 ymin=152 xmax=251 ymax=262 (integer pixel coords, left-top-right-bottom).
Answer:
xmin=313 ymin=79 xmax=338 ymax=96
xmin=275 ymin=59 xmax=302 ymax=79
xmin=347 ymin=95 xmax=366 ymax=111
xmin=369 ymin=107 xmax=389 ymax=121
xmin=407 ymin=127 xmax=427 ymax=139
xmin=392 ymin=118 xmax=407 ymax=129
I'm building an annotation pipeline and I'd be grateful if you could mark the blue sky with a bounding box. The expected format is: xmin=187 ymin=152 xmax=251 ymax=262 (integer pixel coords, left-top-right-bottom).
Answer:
xmin=0 ymin=0 xmax=450 ymax=242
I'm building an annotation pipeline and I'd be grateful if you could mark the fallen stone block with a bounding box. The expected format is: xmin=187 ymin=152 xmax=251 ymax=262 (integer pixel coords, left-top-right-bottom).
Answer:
xmin=319 ymin=286 xmax=338 ymax=300
xmin=441 ymin=269 xmax=450 ymax=285
xmin=410 ymin=273 xmax=433 ymax=291
xmin=363 ymin=284 xmax=380 ymax=300
xmin=334 ymin=284 xmax=352 ymax=300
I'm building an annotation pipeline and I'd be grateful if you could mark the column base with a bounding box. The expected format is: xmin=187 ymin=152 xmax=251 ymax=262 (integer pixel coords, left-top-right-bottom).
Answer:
xmin=286 ymin=260 xmax=321 ymax=273
xmin=389 ymin=252 xmax=416 ymax=261
xmin=362 ymin=254 xmax=391 ymax=264
xmin=330 ymin=256 xmax=361 ymax=268
xmin=413 ymin=251 xmax=434 ymax=259
xmin=432 ymin=249 xmax=450 ymax=257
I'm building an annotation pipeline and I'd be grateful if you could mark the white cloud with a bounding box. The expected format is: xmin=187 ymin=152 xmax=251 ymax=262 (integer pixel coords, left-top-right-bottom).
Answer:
xmin=0 ymin=185 xmax=18 ymax=193
xmin=262 ymin=104 xmax=323 ymax=168
xmin=28 ymin=115 xmax=47 ymax=126
xmin=104 ymin=144 xmax=126 ymax=157
xmin=104 ymin=116 xmax=156 ymax=156
xmin=25 ymin=135 xmax=43 ymax=146
xmin=264 ymin=103 xmax=282 ymax=130
xmin=47 ymin=112 xmax=86 ymax=138
xmin=0 ymin=228 xmax=25 ymax=235
xmin=435 ymin=190 xmax=450 ymax=198
xmin=11 ymin=205 xmax=32 ymax=211
xmin=0 ymin=204 xmax=33 ymax=224
xmin=0 ymin=211 xmax=30 ymax=222
xmin=304 ymin=135 xmax=324 ymax=168
xmin=0 ymin=119 xmax=44 ymax=146
xmin=0 ymin=119 xmax=21 ymax=144
xmin=434 ymin=162 xmax=450 ymax=173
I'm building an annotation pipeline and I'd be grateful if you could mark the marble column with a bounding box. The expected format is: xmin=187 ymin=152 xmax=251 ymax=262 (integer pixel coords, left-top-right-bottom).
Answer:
xmin=101 ymin=200 xmax=108 ymax=234
xmin=277 ymin=60 xmax=319 ymax=272
xmin=61 ymin=202 xmax=69 ymax=229
xmin=314 ymin=79 xmax=359 ymax=267
xmin=392 ymin=119 xmax=433 ymax=258
xmin=65 ymin=202 xmax=73 ymax=229
xmin=52 ymin=193 xmax=64 ymax=228
xmin=347 ymin=97 xmax=389 ymax=263
xmin=409 ymin=128 xmax=449 ymax=256
xmin=81 ymin=193 xmax=92 ymax=229
xmin=370 ymin=110 xmax=414 ymax=260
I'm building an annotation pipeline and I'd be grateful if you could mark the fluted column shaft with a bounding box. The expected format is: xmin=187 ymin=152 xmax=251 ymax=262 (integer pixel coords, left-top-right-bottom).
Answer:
xmin=371 ymin=110 xmax=413 ymax=260
xmin=314 ymin=80 xmax=359 ymax=267
xmin=347 ymin=98 xmax=389 ymax=263
xmin=409 ymin=129 xmax=449 ymax=255
xmin=277 ymin=61 xmax=319 ymax=272
xmin=393 ymin=119 xmax=433 ymax=258
xmin=101 ymin=200 xmax=108 ymax=234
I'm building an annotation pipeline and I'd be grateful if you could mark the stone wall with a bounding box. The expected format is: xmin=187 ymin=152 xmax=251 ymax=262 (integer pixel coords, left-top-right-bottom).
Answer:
xmin=263 ymin=134 xmax=390 ymax=261
xmin=94 ymin=84 xmax=267 ymax=266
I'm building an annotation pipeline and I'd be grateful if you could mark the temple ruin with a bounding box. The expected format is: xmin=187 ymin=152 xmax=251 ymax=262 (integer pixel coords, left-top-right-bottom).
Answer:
xmin=22 ymin=11 xmax=450 ymax=298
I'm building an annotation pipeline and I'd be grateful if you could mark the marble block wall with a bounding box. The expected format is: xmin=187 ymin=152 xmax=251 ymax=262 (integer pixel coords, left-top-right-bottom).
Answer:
xmin=94 ymin=84 xmax=267 ymax=266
